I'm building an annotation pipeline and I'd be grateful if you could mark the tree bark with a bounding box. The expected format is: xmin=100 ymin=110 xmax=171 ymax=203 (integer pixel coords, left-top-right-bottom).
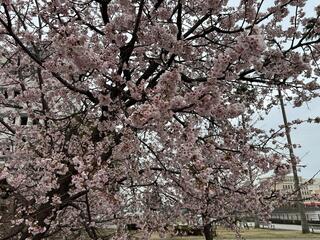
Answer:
xmin=254 ymin=215 xmax=260 ymax=229
xmin=203 ymin=222 xmax=214 ymax=240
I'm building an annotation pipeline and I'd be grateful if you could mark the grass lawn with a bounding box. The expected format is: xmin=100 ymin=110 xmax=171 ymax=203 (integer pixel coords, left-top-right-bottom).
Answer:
xmin=59 ymin=227 xmax=320 ymax=239
xmin=215 ymin=228 xmax=320 ymax=239
xmin=150 ymin=228 xmax=320 ymax=239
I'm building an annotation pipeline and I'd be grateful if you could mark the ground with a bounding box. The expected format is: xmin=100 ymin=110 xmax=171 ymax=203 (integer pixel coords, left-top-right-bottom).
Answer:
xmin=150 ymin=228 xmax=320 ymax=239
xmin=51 ymin=227 xmax=320 ymax=239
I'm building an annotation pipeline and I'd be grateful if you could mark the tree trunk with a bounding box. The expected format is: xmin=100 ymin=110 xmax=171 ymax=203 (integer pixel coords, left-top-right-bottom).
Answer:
xmin=254 ymin=215 xmax=260 ymax=229
xmin=203 ymin=223 xmax=214 ymax=240
xmin=278 ymin=88 xmax=310 ymax=234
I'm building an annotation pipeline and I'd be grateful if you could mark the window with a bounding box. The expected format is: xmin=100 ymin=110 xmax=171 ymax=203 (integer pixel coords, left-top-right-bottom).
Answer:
xmin=14 ymin=90 xmax=20 ymax=97
xmin=0 ymin=203 xmax=6 ymax=211
xmin=3 ymin=90 xmax=8 ymax=99
xmin=32 ymin=119 xmax=39 ymax=125
xmin=20 ymin=116 xmax=28 ymax=125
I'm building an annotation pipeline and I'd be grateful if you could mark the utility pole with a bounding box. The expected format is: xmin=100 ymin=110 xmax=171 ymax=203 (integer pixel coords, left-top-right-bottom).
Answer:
xmin=241 ymin=114 xmax=260 ymax=228
xmin=278 ymin=87 xmax=309 ymax=233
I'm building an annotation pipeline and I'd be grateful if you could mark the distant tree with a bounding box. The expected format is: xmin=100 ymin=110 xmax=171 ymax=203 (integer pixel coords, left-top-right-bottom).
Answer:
xmin=0 ymin=1 xmax=319 ymax=240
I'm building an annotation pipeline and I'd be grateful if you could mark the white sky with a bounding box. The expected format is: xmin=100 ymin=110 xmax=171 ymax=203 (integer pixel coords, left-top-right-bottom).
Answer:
xmin=263 ymin=0 xmax=319 ymax=179
xmin=262 ymin=97 xmax=320 ymax=179
xmin=226 ymin=0 xmax=319 ymax=179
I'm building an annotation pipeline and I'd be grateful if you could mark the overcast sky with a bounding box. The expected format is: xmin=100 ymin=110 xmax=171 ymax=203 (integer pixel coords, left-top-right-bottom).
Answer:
xmin=260 ymin=98 xmax=320 ymax=179
xmin=266 ymin=1 xmax=319 ymax=179
xmin=239 ymin=0 xmax=320 ymax=179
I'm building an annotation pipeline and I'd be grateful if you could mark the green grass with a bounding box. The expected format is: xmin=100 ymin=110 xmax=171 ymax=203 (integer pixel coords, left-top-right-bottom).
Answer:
xmin=51 ymin=227 xmax=320 ymax=239
xmin=215 ymin=228 xmax=320 ymax=239
xmin=150 ymin=228 xmax=320 ymax=239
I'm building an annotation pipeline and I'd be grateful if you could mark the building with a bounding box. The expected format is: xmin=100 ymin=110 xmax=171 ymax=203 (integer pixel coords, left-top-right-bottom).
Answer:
xmin=274 ymin=175 xmax=313 ymax=201
xmin=307 ymin=178 xmax=320 ymax=196
xmin=0 ymin=85 xmax=43 ymax=164
xmin=270 ymin=175 xmax=320 ymax=223
xmin=271 ymin=206 xmax=320 ymax=222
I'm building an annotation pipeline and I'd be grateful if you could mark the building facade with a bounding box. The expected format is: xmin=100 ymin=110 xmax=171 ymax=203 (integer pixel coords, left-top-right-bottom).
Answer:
xmin=274 ymin=175 xmax=313 ymax=201
xmin=271 ymin=175 xmax=320 ymax=223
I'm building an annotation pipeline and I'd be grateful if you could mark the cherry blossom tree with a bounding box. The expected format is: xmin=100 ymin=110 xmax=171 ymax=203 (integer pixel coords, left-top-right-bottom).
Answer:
xmin=0 ymin=0 xmax=320 ymax=239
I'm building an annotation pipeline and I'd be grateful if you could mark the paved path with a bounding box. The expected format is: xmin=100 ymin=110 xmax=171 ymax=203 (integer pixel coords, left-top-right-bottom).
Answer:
xmin=247 ymin=222 xmax=320 ymax=233
xmin=264 ymin=223 xmax=320 ymax=233
xmin=268 ymin=223 xmax=302 ymax=230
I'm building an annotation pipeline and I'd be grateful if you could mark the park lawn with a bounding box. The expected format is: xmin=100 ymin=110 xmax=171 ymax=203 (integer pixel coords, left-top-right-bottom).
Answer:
xmin=150 ymin=228 xmax=320 ymax=239
xmin=215 ymin=228 xmax=320 ymax=239
xmin=70 ymin=227 xmax=320 ymax=239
